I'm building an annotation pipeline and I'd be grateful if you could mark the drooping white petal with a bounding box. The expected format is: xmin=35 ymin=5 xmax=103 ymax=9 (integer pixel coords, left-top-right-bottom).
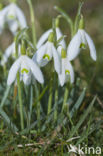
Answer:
xmin=20 ymin=58 xmax=30 ymax=73
xmin=78 ymin=29 xmax=87 ymax=45
xmin=0 ymin=15 xmax=5 ymax=34
xmin=67 ymin=31 xmax=82 ymax=61
xmin=65 ymin=58 xmax=74 ymax=83
xmin=0 ymin=5 xmax=9 ymax=33
xmin=7 ymin=57 xmax=21 ymax=85
xmin=33 ymin=44 xmax=46 ymax=64
xmin=8 ymin=20 xmax=18 ymax=35
xmin=0 ymin=56 xmax=7 ymax=66
xmin=46 ymin=41 xmax=53 ymax=59
xmin=37 ymin=57 xmax=50 ymax=67
xmin=37 ymin=29 xmax=52 ymax=48
xmin=58 ymin=59 xmax=65 ymax=86
xmin=52 ymin=44 xmax=61 ymax=74
xmin=15 ymin=4 xmax=27 ymax=28
xmin=1 ymin=42 xmax=15 ymax=66
xmin=24 ymin=56 xmax=44 ymax=84
xmin=84 ymin=31 xmax=97 ymax=61
xmin=22 ymin=72 xmax=31 ymax=85
xmin=4 ymin=42 xmax=15 ymax=58
xmin=57 ymin=45 xmax=62 ymax=57
xmin=56 ymin=27 xmax=66 ymax=49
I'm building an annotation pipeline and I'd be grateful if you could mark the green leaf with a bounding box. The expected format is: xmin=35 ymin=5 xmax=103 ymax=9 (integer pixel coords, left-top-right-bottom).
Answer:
xmin=54 ymin=6 xmax=73 ymax=37
xmin=69 ymin=95 xmax=97 ymax=138
xmin=0 ymin=107 xmax=18 ymax=132
xmin=0 ymin=86 xmax=11 ymax=108
xmin=70 ymin=87 xmax=86 ymax=118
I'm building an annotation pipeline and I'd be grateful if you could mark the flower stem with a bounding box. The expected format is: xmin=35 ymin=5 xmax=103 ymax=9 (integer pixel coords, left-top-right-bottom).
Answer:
xmin=27 ymin=0 xmax=37 ymax=47
xmin=3 ymin=64 xmax=7 ymax=77
xmin=54 ymin=6 xmax=74 ymax=38
xmin=17 ymin=72 xmax=24 ymax=130
xmin=74 ymin=2 xmax=84 ymax=35
xmin=15 ymin=38 xmax=24 ymax=130
xmin=54 ymin=88 xmax=58 ymax=122
xmin=47 ymin=81 xmax=53 ymax=115
xmin=34 ymin=82 xmax=41 ymax=131
xmin=61 ymin=83 xmax=69 ymax=113
xmin=53 ymin=74 xmax=58 ymax=122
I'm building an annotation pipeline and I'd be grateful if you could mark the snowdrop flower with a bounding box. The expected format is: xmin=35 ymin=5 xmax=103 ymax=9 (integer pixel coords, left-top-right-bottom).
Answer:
xmin=7 ymin=55 xmax=44 ymax=85
xmin=0 ymin=3 xmax=27 ymax=35
xmin=0 ymin=42 xmax=21 ymax=66
xmin=37 ymin=28 xmax=66 ymax=48
xmin=37 ymin=18 xmax=66 ymax=55
xmin=67 ymin=17 xmax=97 ymax=61
xmin=33 ymin=32 xmax=61 ymax=74
xmin=58 ymin=49 xmax=74 ymax=86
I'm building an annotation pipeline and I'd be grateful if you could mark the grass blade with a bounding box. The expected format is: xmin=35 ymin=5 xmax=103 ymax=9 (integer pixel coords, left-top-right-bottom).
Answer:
xmin=70 ymin=87 xmax=86 ymax=118
xmin=0 ymin=86 xmax=10 ymax=108
xmin=0 ymin=107 xmax=18 ymax=132
xmin=69 ymin=95 xmax=97 ymax=138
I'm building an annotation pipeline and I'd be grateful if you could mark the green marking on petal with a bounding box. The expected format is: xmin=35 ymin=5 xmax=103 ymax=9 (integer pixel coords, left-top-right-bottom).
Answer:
xmin=8 ymin=15 xmax=15 ymax=19
xmin=43 ymin=54 xmax=50 ymax=60
xmin=21 ymin=68 xmax=29 ymax=74
xmin=80 ymin=43 xmax=86 ymax=49
xmin=65 ymin=70 xmax=70 ymax=75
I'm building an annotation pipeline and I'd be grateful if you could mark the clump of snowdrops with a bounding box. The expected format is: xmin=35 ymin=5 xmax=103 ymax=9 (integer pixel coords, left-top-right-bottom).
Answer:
xmin=0 ymin=0 xmax=97 ymax=134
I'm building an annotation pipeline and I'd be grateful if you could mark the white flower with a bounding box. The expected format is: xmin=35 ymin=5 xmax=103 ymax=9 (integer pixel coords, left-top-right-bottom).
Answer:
xmin=67 ymin=29 xmax=97 ymax=61
xmin=33 ymin=40 xmax=61 ymax=74
xmin=0 ymin=42 xmax=21 ymax=66
xmin=58 ymin=58 xmax=74 ymax=86
xmin=37 ymin=28 xmax=66 ymax=54
xmin=7 ymin=55 xmax=44 ymax=85
xmin=0 ymin=3 xmax=27 ymax=35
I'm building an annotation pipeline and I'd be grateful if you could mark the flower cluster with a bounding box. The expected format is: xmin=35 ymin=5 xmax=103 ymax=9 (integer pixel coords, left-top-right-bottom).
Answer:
xmin=0 ymin=2 xmax=97 ymax=87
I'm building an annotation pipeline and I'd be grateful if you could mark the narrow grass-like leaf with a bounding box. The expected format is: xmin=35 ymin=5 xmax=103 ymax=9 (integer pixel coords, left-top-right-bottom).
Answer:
xmin=0 ymin=107 xmax=18 ymax=132
xmin=69 ymin=95 xmax=97 ymax=138
xmin=70 ymin=87 xmax=86 ymax=118
xmin=33 ymin=85 xmax=49 ymax=107
xmin=0 ymin=86 xmax=10 ymax=108
xmin=28 ymin=85 xmax=33 ymax=128
xmin=76 ymin=120 xmax=102 ymax=145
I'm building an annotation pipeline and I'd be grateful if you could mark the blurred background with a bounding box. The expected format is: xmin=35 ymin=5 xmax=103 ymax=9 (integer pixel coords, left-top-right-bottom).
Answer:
xmin=0 ymin=0 xmax=103 ymax=97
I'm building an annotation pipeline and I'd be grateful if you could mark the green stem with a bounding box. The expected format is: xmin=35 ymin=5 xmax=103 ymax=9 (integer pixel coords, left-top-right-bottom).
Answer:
xmin=54 ymin=88 xmax=58 ymax=122
xmin=74 ymin=2 xmax=84 ymax=34
xmin=53 ymin=73 xmax=58 ymax=122
xmin=27 ymin=0 xmax=37 ymax=47
xmin=54 ymin=6 xmax=74 ymax=38
xmin=47 ymin=82 xmax=53 ymax=115
xmin=15 ymin=36 xmax=24 ymax=130
xmin=3 ymin=64 xmax=7 ymax=77
xmin=34 ymin=82 xmax=41 ymax=131
xmin=61 ymin=83 xmax=69 ymax=113
xmin=17 ymin=72 xmax=24 ymax=130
